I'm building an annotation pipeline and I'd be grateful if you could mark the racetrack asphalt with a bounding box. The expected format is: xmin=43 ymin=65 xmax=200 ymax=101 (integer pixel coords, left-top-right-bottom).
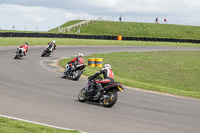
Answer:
xmin=0 ymin=46 xmax=200 ymax=133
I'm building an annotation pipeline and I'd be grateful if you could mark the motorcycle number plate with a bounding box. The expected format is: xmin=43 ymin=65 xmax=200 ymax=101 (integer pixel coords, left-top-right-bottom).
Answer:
xmin=118 ymin=86 xmax=124 ymax=92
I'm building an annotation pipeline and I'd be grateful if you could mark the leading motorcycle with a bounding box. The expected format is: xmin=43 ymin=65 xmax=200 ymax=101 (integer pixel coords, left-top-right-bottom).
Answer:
xmin=78 ymin=78 xmax=125 ymax=108
xmin=14 ymin=47 xmax=24 ymax=59
xmin=41 ymin=44 xmax=55 ymax=57
xmin=62 ymin=64 xmax=86 ymax=81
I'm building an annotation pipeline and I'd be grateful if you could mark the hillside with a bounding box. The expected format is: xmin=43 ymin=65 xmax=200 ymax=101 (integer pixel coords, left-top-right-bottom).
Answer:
xmin=63 ymin=21 xmax=200 ymax=40
xmin=1 ymin=20 xmax=200 ymax=40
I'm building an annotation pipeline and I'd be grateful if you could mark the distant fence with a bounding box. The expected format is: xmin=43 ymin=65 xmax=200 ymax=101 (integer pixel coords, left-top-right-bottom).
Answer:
xmin=58 ymin=20 xmax=94 ymax=33
xmin=0 ymin=32 xmax=200 ymax=44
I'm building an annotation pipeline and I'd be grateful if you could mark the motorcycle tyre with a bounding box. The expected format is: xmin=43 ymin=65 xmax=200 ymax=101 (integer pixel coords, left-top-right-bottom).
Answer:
xmin=72 ymin=70 xmax=81 ymax=81
xmin=15 ymin=54 xmax=19 ymax=59
xmin=62 ymin=72 xmax=67 ymax=78
xmin=78 ymin=88 xmax=87 ymax=102
xmin=103 ymin=91 xmax=118 ymax=108
xmin=41 ymin=50 xmax=47 ymax=57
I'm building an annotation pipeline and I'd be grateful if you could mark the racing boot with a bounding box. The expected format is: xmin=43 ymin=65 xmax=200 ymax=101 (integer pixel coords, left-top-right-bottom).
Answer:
xmin=93 ymin=83 xmax=103 ymax=99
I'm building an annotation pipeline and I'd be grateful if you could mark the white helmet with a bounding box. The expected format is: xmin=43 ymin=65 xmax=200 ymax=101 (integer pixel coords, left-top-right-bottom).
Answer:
xmin=52 ymin=40 xmax=56 ymax=43
xmin=104 ymin=64 xmax=111 ymax=69
xmin=78 ymin=53 xmax=83 ymax=57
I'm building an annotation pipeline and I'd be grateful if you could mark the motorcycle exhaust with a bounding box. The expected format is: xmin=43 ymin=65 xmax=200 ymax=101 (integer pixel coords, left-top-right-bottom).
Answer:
xmin=100 ymin=95 xmax=109 ymax=101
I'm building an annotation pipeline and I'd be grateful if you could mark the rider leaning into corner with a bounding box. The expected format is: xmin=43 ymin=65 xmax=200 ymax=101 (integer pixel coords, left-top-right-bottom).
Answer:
xmin=62 ymin=53 xmax=84 ymax=77
xmin=88 ymin=63 xmax=114 ymax=98
xmin=47 ymin=40 xmax=56 ymax=52
xmin=20 ymin=42 xmax=28 ymax=56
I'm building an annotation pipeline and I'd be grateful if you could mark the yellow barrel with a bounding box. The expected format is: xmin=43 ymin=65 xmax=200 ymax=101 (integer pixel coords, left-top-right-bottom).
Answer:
xmin=95 ymin=58 xmax=103 ymax=67
xmin=118 ymin=36 xmax=122 ymax=41
xmin=88 ymin=58 xmax=95 ymax=67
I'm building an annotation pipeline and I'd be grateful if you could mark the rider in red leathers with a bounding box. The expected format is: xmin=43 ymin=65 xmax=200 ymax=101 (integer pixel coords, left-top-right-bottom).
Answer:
xmin=88 ymin=64 xmax=114 ymax=98
xmin=20 ymin=42 xmax=28 ymax=56
xmin=69 ymin=53 xmax=84 ymax=66
xmin=63 ymin=53 xmax=84 ymax=77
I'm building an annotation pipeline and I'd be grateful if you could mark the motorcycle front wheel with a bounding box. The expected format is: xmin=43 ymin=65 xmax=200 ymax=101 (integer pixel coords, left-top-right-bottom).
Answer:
xmin=78 ymin=88 xmax=87 ymax=102
xmin=103 ymin=91 xmax=118 ymax=108
xmin=14 ymin=54 xmax=19 ymax=59
xmin=72 ymin=70 xmax=81 ymax=81
xmin=41 ymin=50 xmax=47 ymax=57
xmin=62 ymin=72 xmax=66 ymax=78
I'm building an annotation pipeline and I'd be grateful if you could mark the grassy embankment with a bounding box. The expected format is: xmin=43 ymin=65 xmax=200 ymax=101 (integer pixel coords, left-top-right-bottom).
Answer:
xmin=1 ymin=20 xmax=200 ymax=46
xmin=67 ymin=21 xmax=200 ymax=40
xmin=60 ymin=51 xmax=200 ymax=99
xmin=3 ymin=20 xmax=200 ymax=40
xmin=0 ymin=117 xmax=79 ymax=133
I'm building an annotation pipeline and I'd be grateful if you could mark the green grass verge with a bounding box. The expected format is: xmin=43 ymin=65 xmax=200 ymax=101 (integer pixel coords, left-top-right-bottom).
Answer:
xmin=60 ymin=51 xmax=200 ymax=99
xmin=0 ymin=117 xmax=79 ymax=133
xmin=0 ymin=37 xmax=200 ymax=47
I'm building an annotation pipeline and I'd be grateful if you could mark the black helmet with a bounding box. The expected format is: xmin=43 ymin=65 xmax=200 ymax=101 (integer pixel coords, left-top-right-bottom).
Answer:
xmin=25 ymin=42 xmax=28 ymax=45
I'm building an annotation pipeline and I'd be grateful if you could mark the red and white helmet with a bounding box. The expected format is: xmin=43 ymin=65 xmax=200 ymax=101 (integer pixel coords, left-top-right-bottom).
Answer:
xmin=104 ymin=64 xmax=111 ymax=69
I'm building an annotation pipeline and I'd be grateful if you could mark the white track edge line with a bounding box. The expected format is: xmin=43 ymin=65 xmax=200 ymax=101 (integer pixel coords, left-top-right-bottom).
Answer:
xmin=0 ymin=114 xmax=87 ymax=133
xmin=40 ymin=58 xmax=62 ymax=74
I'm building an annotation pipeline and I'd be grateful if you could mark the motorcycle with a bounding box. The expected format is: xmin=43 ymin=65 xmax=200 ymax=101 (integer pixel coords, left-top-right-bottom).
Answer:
xmin=14 ymin=47 xmax=24 ymax=59
xmin=62 ymin=64 xmax=86 ymax=81
xmin=78 ymin=78 xmax=125 ymax=108
xmin=41 ymin=44 xmax=55 ymax=57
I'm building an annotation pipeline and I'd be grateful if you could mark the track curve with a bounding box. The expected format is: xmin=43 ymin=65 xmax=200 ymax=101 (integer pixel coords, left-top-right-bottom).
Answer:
xmin=0 ymin=46 xmax=200 ymax=133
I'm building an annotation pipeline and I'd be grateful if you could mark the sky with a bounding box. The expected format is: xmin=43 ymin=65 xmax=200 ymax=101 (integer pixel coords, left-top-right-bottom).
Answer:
xmin=0 ymin=0 xmax=200 ymax=31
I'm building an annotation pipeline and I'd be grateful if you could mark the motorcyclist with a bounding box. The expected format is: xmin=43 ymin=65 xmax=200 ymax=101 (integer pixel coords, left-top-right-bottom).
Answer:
xmin=19 ymin=42 xmax=28 ymax=56
xmin=47 ymin=40 xmax=56 ymax=52
xmin=88 ymin=63 xmax=114 ymax=98
xmin=63 ymin=53 xmax=84 ymax=77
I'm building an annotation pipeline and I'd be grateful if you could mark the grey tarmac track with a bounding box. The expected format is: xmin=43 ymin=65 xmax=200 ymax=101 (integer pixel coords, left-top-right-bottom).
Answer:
xmin=0 ymin=46 xmax=200 ymax=133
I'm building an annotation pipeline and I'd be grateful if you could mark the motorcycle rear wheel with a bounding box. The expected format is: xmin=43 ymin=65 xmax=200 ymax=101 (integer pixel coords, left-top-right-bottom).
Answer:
xmin=78 ymin=88 xmax=87 ymax=102
xmin=103 ymin=91 xmax=118 ymax=108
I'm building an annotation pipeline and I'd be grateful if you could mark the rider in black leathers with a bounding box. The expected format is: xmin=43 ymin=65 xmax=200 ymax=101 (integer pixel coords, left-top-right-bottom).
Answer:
xmin=88 ymin=64 xmax=114 ymax=98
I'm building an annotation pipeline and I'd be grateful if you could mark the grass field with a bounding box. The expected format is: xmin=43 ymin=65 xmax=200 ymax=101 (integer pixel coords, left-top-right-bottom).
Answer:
xmin=0 ymin=117 xmax=79 ymax=133
xmin=60 ymin=51 xmax=200 ymax=99
xmin=0 ymin=37 xmax=200 ymax=47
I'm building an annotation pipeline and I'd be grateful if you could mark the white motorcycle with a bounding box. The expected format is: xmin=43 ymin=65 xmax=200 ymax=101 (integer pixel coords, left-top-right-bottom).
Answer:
xmin=14 ymin=47 xmax=25 ymax=59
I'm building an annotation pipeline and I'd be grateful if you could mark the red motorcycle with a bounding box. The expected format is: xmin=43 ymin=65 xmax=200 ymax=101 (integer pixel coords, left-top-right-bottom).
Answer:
xmin=78 ymin=77 xmax=125 ymax=108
